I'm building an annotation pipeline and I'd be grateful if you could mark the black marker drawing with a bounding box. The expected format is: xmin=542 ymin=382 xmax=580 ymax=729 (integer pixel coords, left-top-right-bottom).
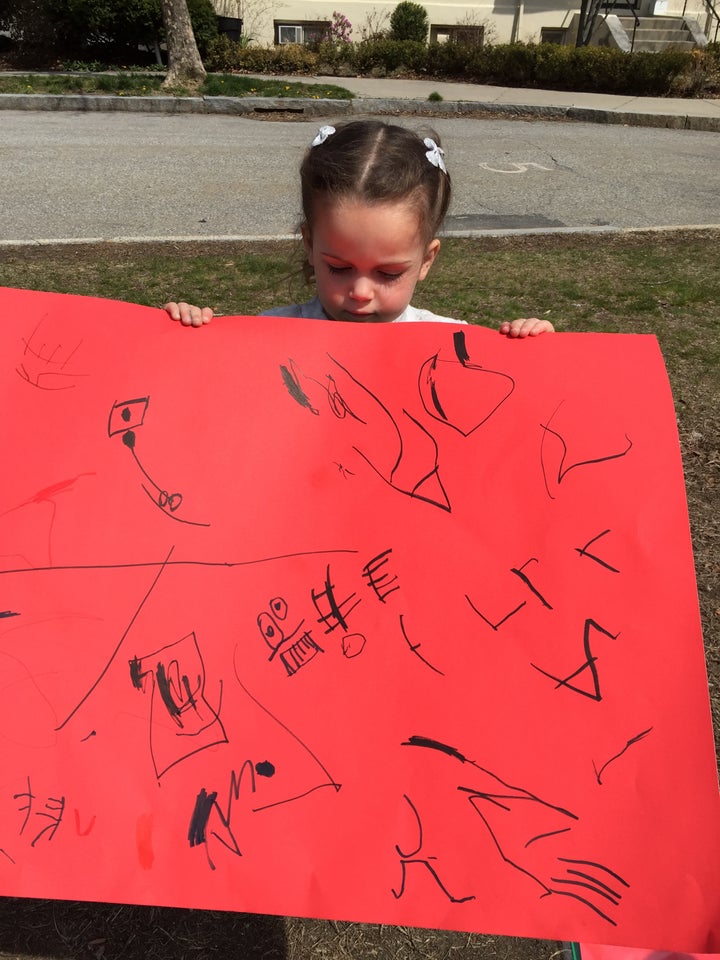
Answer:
xmin=14 ymin=776 xmax=66 ymax=847
xmin=511 ymin=559 xmax=553 ymax=610
xmin=280 ymin=356 xmax=451 ymax=512
xmin=418 ymin=331 xmax=515 ymax=436
xmin=399 ymin=614 xmax=444 ymax=676
xmin=576 ymin=530 xmax=620 ymax=574
xmin=258 ymin=596 xmax=304 ymax=657
xmin=549 ymin=857 xmax=630 ymax=925
xmin=532 ymin=618 xmax=619 ymax=701
xmin=362 ymin=549 xmax=400 ymax=604
xmin=189 ymin=759 xmax=279 ymax=870
xmin=341 ymin=633 xmax=366 ymax=658
xmin=232 ymin=651 xmax=342 ymax=810
xmin=0 ymin=610 xmax=20 ymax=619
xmin=189 ymin=785 xmax=242 ymax=871
xmin=312 ymin=564 xmax=362 ymax=634
xmin=392 ymin=793 xmax=475 ymax=904
xmin=130 ymin=630 xmax=228 ymax=780
xmin=593 ymin=728 xmax=654 ymax=785
xmin=466 ymin=558 xmax=553 ymax=631
xmin=108 ymin=397 xmax=209 ymax=527
xmin=540 ymin=402 xmax=633 ymax=500
xmin=257 ymin=594 xmax=326 ymax=677
xmin=56 ymin=545 xmax=176 ymax=731
xmin=403 ymin=736 xmax=628 ymax=926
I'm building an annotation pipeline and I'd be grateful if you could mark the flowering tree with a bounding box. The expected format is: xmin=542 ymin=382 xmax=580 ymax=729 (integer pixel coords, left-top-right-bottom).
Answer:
xmin=323 ymin=10 xmax=352 ymax=43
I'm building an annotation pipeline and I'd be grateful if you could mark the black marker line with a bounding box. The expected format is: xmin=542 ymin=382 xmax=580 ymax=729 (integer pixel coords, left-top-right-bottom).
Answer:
xmin=402 ymin=735 xmax=467 ymax=762
xmin=524 ymin=826 xmax=572 ymax=848
xmin=465 ymin=593 xmax=526 ymax=630
xmin=232 ymin=649 xmax=341 ymax=810
xmin=540 ymin=402 xmax=633 ymax=500
xmin=557 ymin=857 xmax=630 ymax=887
xmin=0 ymin=611 xmax=20 ymax=619
xmin=140 ymin=483 xmax=210 ymax=528
xmin=550 ymin=876 xmax=620 ymax=905
xmin=395 ymin=793 xmax=423 ymax=858
xmin=593 ymin=727 xmax=654 ymax=785
xmin=550 ymin=889 xmax=617 ymax=926
xmin=575 ymin=529 xmax=620 ymax=573
xmin=563 ymin=868 xmax=623 ymax=899
xmin=399 ymin=616 xmax=445 ymax=676
xmin=0 ymin=547 xmax=359 ymax=578
xmin=511 ymin=560 xmax=553 ymax=610
xmin=56 ymin=545 xmax=175 ymax=731
xmin=453 ymin=330 xmax=471 ymax=365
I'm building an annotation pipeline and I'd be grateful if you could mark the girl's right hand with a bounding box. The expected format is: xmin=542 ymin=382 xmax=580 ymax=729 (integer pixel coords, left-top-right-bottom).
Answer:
xmin=164 ymin=301 xmax=214 ymax=327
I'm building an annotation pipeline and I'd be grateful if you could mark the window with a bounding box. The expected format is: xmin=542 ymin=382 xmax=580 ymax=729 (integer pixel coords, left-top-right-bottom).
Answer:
xmin=277 ymin=24 xmax=303 ymax=44
xmin=275 ymin=21 xmax=329 ymax=44
xmin=540 ymin=26 xmax=567 ymax=43
xmin=430 ymin=24 xmax=485 ymax=45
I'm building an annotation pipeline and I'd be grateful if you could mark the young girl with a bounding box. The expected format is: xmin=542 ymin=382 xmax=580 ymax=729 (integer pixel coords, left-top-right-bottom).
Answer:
xmin=165 ymin=120 xmax=553 ymax=337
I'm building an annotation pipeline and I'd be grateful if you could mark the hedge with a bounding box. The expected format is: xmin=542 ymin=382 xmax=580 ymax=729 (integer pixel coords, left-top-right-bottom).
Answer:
xmin=205 ymin=36 xmax=720 ymax=98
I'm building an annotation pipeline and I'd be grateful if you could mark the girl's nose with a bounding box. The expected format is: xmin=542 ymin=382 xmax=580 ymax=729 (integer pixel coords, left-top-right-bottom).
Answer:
xmin=349 ymin=275 xmax=373 ymax=301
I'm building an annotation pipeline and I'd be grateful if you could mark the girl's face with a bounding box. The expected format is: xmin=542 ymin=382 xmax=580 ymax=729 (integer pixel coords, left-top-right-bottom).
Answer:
xmin=302 ymin=197 xmax=440 ymax=324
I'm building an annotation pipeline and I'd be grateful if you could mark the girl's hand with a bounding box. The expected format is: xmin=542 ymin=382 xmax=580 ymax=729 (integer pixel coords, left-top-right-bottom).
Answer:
xmin=499 ymin=317 xmax=554 ymax=337
xmin=165 ymin=301 xmax=214 ymax=328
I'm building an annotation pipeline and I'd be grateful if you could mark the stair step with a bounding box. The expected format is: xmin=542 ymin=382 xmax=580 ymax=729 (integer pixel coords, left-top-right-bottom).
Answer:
xmin=631 ymin=37 xmax=696 ymax=49
xmin=618 ymin=15 xmax=685 ymax=27
xmin=627 ymin=27 xmax=691 ymax=39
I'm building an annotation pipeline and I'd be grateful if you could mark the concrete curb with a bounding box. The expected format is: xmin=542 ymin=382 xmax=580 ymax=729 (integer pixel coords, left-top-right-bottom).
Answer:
xmin=3 ymin=223 xmax=719 ymax=248
xmin=1 ymin=92 xmax=719 ymax=131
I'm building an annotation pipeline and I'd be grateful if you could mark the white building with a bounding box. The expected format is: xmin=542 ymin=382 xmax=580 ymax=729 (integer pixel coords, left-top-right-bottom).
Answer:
xmin=213 ymin=0 xmax=715 ymax=50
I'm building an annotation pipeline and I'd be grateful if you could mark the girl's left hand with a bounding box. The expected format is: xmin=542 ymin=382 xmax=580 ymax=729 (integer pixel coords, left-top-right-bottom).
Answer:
xmin=165 ymin=301 xmax=214 ymax=327
xmin=499 ymin=318 xmax=554 ymax=337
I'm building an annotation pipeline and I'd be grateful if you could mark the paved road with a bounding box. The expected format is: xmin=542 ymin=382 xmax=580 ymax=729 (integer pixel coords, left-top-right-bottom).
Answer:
xmin=1 ymin=110 xmax=719 ymax=243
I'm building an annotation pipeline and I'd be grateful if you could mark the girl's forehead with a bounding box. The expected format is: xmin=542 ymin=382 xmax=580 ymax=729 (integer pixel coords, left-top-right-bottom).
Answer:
xmin=312 ymin=198 xmax=427 ymax=260
xmin=314 ymin=196 xmax=423 ymax=234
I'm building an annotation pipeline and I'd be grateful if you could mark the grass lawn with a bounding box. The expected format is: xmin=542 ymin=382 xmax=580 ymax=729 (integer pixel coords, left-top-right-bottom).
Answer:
xmin=0 ymin=72 xmax=353 ymax=99
xmin=0 ymin=230 xmax=717 ymax=960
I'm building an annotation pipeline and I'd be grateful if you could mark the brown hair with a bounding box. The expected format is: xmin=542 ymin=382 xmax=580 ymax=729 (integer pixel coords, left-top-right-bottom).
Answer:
xmin=300 ymin=120 xmax=452 ymax=248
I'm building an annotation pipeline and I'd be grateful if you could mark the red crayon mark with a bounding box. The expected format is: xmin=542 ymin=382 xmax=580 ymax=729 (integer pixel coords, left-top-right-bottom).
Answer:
xmin=136 ymin=813 xmax=154 ymax=870
xmin=74 ymin=809 xmax=96 ymax=837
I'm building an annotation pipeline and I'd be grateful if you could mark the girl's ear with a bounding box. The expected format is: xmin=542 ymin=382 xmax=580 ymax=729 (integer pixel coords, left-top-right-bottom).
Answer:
xmin=301 ymin=224 xmax=314 ymax=265
xmin=419 ymin=238 xmax=441 ymax=281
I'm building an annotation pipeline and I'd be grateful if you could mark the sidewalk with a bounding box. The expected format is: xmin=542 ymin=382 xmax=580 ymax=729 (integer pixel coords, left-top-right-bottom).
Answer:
xmin=1 ymin=72 xmax=719 ymax=130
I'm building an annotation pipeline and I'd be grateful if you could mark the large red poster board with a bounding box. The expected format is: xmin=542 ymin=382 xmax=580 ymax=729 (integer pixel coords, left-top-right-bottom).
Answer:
xmin=1 ymin=287 xmax=718 ymax=951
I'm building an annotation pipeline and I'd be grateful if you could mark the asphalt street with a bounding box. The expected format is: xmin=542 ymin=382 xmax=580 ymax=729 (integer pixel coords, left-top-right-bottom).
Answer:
xmin=1 ymin=109 xmax=719 ymax=242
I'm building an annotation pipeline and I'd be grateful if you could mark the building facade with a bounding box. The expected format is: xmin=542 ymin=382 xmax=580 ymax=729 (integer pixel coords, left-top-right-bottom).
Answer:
xmin=212 ymin=0 xmax=714 ymax=49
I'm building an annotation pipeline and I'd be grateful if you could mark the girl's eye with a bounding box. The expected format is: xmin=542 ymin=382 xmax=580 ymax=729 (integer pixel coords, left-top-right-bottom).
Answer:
xmin=327 ymin=264 xmax=350 ymax=274
xmin=379 ymin=271 xmax=403 ymax=282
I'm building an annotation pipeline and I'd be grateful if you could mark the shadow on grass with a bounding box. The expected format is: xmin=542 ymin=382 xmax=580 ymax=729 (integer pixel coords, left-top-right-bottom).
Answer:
xmin=0 ymin=899 xmax=288 ymax=960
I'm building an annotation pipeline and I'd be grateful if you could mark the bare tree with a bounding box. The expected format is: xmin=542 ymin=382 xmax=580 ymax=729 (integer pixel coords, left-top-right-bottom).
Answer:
xmin=160 ymin=0 xmax=206 ymax=88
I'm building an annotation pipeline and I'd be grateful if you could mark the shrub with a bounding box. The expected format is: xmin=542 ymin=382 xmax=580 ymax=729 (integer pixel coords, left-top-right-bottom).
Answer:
xmin=352 ymin=38 xmax=427 ymax=73
xmin=205 ymin=36 xmax=319 ymax=74
xmin=389 ymin=1 xmax=429 ymax=43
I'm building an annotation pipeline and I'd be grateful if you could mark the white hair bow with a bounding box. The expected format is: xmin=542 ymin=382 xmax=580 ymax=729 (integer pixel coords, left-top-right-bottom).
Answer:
xmin=311 ymin=125 xmax=336 ymax=147
xmin=424 ymin=137 xmax=447 ymax=174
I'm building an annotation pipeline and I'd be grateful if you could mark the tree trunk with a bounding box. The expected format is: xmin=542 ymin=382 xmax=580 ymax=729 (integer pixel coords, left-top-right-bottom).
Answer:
xmin=160 ymin=0 xmax=206 ymax=88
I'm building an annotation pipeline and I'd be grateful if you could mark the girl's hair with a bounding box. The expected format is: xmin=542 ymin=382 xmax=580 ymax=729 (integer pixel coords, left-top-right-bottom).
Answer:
xmin=300 ymin=120 xmax=452 ymax=247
